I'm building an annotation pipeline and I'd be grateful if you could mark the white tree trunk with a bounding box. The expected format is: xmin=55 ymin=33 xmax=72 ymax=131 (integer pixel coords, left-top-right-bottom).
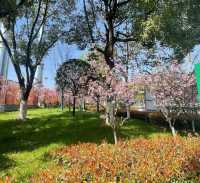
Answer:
xmin=113 ymin=128 xmax=118 ymax=145
xmin=169 ymin=121 xmax=176 ymax=136
xmin=19 ymin=100 xmax=27 ymax=121
xmin=126 ymin=104 xmax=130 ymax=119
xmin=105 ymin=100 xmax=112 ymax=126
xmin=106 ymin=97 xmax=118 ymax=144
xmin=80 ymin=96 xmax=85 ymax=112
xmin=106 ymin=99 xmax=115 ymax=125
xmin=171 ymin=126 xmax=176 ymax=136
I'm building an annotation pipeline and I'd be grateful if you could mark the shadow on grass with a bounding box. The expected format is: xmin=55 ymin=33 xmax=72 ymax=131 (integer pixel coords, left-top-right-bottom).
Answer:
xmin=119 ymin=120 xmax=167 ymax=139
xmin=0 ymin=110 xmax=165 ymax=171
xmin=0 ymin=154 xmax=15 ymax=171
xmin=0 ymin=111 xmax=114 ymax=154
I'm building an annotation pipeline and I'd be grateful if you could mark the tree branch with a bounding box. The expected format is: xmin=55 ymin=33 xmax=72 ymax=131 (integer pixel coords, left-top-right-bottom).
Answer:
xmin=32 ymin=0 xmax=49 ymax=42
xmin=11 ymin=19 xmax=17 ymax=51
xmin=115 ymin=37 xmax=136 ymax=42
xmin=94 ymin=45 xmax=105 ymax=54
xmin=26 ymin=0 xmax=42 ymax=62
xmin=83 ymin=0 xmax=95 ymax=43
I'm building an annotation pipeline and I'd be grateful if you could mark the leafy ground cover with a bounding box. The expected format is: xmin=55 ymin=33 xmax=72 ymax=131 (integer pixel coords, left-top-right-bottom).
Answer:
xmin=33 ymin=136 xmax=200 ymax=183
xmin=0 ymin=108 xmax=167 ymax=182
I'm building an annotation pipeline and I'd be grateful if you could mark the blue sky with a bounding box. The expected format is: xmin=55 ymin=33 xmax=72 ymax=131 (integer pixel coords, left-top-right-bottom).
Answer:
xmin=7 ymin=43 xmax=87 ymax=88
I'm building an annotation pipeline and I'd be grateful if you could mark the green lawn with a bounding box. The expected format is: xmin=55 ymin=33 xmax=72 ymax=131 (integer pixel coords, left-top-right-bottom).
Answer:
xmin=0 ymin=108 xmax=169 ymax=182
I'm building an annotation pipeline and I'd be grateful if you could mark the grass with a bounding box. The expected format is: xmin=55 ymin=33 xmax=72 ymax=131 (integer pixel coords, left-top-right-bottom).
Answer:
xmin=0 ymin=108 xmax=169 ymax=182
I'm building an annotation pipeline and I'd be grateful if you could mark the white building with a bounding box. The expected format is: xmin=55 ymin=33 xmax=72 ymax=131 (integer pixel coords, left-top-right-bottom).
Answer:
xmin=34 ymin=64 xmax=44 ymax=86
xmin=0 ymin=22 xmax=9 ymax=79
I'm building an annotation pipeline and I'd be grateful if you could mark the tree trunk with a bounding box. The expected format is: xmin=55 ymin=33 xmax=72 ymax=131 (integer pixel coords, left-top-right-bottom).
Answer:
xmin=18 ymin=87 xmax=30 ymax=121
xmin=171 ymin=126 xmax=176 ymax=136
xmin=68 ymin=96 xmax=71 ymax=112
xmin=106 ymin=98 xmax=112 ymax=126
xmin=126 ymin=104 xmax=130 ymax=119
xmin=60 ymin=89 xmax=64 ymax=111
xmin=106 ymin=97 xmax=116 ymax=124
xmin=106 ymin=96 xmax=118 ymax=144
xmin=73 ymin=96 xmax=76 ymax=116
xmin=192 ymin=120 xmax=196 ymax=133
xmin=19 ymin=99 xmax=28 ymax=121
xmin=168 ymin=120 xmax=176 ymax=136
xmin=84 ymin=100 xmax=86 ymax=111
xmin=80 ymin=96 xmax=85 ymax=112
xmin=96 ymin=96 xmax=100 ymax=113
xmin=113 ymin=128 xmax=118 ymax=145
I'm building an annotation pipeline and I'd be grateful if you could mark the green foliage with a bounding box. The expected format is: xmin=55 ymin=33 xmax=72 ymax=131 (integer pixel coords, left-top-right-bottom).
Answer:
xmin=0 ymin=0 xmax=28 ymax=18
xmin=139 ymin=0 xmax=200 ymax=60
xmin=0 ymin=108 xmax=167 ymax=182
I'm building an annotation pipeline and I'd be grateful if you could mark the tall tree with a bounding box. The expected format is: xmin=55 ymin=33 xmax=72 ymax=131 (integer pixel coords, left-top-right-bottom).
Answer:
xmin=67 ymin=0 xmax=154 ymax=68
xmin=0 ymin=0 xmax=75 ymax=120
xmin=71 ymin=0 xmax=161 ymax=126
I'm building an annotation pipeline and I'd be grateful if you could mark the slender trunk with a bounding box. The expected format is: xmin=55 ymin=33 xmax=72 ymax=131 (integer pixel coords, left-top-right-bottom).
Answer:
xmin=73 ymin=96 xmax=76 ymax=116
xmin=168 ymin=120 xmax=176 ymax=136
xmin=60 ymin=89 xmax=64 ymax=111
xmin=19 ymin=99 xmax=28 ymax=121
xmin=68 ymin=96 xmax=71 ymax=112
xmin=105 ymin=111 xmax=109 ymax=125
xmin=80 ymin=96 xmax=85 ymax=112
xmin=126 ymin=104 xmax=130 ymax=119
xmin=113 ymin=128 xmax=117 ymax=145
xmin=171 ymin=126 xmax=176 ymax=136
xmin=106 ymin=97 xmax=116 ymax=124
xmin=79 ymin=101 xmax=81 ymax=111
xmin=106 ymin=96 xmax=118 ymax=144
xmin=83 ymin=100 xmax=86 ymax=111
xmin=106 ymin=98 xmax=112 ymax=126
xmin=192 ymin=120 xmax=196 ymax=133
xmin=18 ymin=87 xmax=30 ymax=121
xmin=96 ymin=96 xmax=100 ymax=113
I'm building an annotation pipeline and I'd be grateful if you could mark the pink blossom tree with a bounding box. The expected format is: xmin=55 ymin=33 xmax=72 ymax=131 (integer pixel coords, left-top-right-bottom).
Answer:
xmin=115 ymin=81 xmax=135 ymax=119
xmin=89 ymin=56 xmax=134 ymax=144
xmin=88 ymin=80 xmax=106 ymax=112
xmin=146 ymin=63 xmax=196 ymax=136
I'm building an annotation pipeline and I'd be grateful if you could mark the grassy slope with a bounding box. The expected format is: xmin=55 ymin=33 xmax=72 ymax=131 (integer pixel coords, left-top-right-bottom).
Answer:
xmin=0 ymin=108 xmax=169 ymax=181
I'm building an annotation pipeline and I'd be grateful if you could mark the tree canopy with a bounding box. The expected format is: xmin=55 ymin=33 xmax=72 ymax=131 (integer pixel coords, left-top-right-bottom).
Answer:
xmin=55 ymin=59 xmax=92 ymax=116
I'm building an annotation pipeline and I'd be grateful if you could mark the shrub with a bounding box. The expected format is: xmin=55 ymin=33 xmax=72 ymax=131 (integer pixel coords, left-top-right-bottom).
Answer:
xmin=32 ymin=136 xmax=200 ymax=183
xmin=0 ymin=176 xmax=12 ymax=183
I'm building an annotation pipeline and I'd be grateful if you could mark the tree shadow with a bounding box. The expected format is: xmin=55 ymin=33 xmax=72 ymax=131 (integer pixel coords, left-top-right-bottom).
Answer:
xmin=119 ymin=119 xmax=169 ymax=139
xmin=0 ymin=111 xmax=113 ymax=154
xmin=0 ymin=154 xmax=15 ymax=171
xmin=0 ymin=110 xmax=165 ymax=172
